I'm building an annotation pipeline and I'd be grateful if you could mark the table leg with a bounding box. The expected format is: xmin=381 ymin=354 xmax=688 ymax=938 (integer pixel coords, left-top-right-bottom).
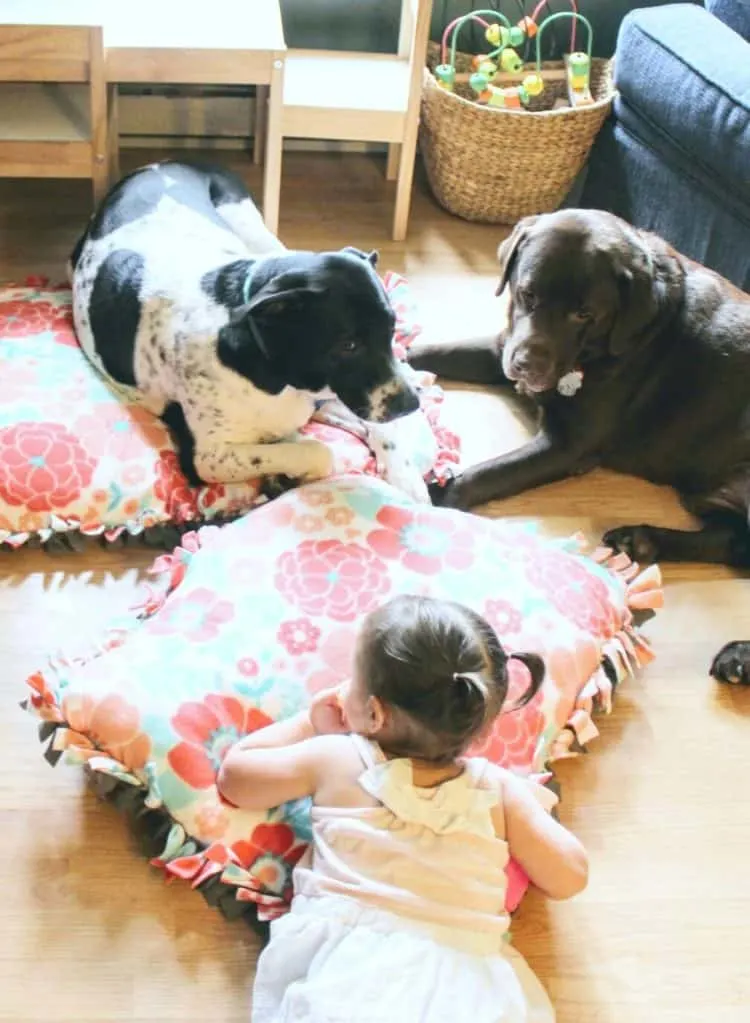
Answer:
xmin=254 ymin=85 xmax=268 ymax=166
xmin=386 ymin=143 xmax=401 ymax=181
xmin=262 ymin=55 xmax=284 ymax=235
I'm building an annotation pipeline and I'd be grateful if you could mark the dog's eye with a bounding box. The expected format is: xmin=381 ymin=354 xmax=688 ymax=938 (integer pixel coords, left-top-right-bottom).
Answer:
xmin=571 ymin=308 xmax=593 ymax=323
xmin=339 ymin=340 xmax=360 ymax=355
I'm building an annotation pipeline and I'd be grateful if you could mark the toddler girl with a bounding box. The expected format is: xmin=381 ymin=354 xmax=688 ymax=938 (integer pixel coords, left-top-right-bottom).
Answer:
xmin=219 ymin=594 xmax=588 ymax=1022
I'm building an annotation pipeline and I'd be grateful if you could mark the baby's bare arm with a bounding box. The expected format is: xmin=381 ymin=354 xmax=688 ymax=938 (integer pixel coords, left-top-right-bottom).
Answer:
xmin=218 ymin=734 xmax=346 ymax=811
xmin=501 ymin=771 xmax=589 ymax=901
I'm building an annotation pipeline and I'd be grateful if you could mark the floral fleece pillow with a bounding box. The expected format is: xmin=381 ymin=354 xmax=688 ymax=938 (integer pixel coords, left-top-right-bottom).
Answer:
xmin=25 ymin=475 xmax=662 ymax=925
xmin=0 ymin=273 xmax=459 ymax=549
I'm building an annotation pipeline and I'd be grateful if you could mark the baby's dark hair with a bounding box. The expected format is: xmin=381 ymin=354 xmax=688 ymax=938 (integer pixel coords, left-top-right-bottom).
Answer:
xmin=355 ymin=594 xmax=545 ymax=765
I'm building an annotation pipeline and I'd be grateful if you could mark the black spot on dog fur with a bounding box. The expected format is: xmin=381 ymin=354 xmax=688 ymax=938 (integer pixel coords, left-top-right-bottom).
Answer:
xmin=89 ymin=249 xmax=145 ymax=386
xmin=89 ymin=167 xmax=166 ymax=239
xmin=202 ymin=260 xmax=253 ymax=308
xmin=160 ymin=402 xmax=201 ymax=486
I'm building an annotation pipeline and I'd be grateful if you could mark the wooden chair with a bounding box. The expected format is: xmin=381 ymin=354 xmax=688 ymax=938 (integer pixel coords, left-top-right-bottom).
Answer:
xmin=0 ymin=24 xmax=113 ymax=204
xmin=270 ymin=0 xmax=433 ymax=242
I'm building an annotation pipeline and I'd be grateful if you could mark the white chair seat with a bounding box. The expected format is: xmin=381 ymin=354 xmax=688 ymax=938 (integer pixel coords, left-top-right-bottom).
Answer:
xmin=282 ymin=52 xmax=410 ymax=142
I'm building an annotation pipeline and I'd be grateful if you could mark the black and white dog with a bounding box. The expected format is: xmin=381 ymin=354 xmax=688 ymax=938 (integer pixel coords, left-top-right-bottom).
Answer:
xmin=69 ymin=160 xmax=420 ymax=487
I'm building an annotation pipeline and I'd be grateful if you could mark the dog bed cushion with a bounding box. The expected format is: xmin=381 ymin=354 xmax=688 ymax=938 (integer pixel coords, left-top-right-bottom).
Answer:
xmin=24 ymin=475 xmax=662 ymax=925
xmin=0 ymin=274 xmax=458 ymax=549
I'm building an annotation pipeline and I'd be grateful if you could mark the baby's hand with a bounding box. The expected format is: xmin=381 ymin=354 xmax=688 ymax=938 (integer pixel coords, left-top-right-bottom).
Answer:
xmin=310 ymin=686 xmax=349 ymax=735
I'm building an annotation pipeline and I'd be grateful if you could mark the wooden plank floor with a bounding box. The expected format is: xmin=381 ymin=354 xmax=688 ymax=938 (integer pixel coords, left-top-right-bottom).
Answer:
xmin=1 ymin=152 xmax=749 ymax=1022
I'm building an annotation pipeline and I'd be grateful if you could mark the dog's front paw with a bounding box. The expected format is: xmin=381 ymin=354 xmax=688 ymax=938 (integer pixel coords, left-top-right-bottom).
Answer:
xmin=602 ymin=524 xmax=660 ymax=563
xmin=710 ymin=641 xmax=750 ymax=685
xmin=262 ymin=474 xmax=297 ymax=501
xmin=428 ymin=475 xmax=471 ymax=510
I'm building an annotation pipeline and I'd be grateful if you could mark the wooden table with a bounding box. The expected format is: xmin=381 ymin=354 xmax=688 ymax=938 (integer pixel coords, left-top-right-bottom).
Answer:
xmin=0 ymin=0 xmax=286 ymax=231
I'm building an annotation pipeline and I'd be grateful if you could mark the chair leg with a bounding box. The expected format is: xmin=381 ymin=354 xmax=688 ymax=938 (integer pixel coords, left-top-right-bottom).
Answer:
xmin=254 ymin=85 xmax=268 ymax=166
xmin=262 ymin=56 xmax=285 ymax=235
xmin=386 ymin=143 xmax=401 ymax=181
xmin=107 ymin=84 xmax=120 ymax=187
xmin=92 ymin=161 xmax=110 ymax=205
xmin=392 ymin=132 xmax=418 ymax=242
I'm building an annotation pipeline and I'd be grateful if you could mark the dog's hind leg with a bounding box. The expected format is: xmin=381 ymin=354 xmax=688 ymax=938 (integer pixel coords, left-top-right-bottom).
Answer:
xmin=204 ymin=166 xmax=284 ymax=254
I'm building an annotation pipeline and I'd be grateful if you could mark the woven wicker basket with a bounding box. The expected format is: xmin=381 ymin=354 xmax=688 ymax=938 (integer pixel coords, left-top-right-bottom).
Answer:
xmin=421 ymin=42 xmax=615 ymax=224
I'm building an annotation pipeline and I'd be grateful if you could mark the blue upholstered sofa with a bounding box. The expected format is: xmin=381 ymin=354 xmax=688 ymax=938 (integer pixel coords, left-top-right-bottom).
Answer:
xmin=579 ymin=1 xmax=750 ymax=291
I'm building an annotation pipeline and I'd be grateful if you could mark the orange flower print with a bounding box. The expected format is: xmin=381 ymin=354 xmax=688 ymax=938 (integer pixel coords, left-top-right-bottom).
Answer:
xmin=366 ymin=504 xmax=475 ymax=575
xmin=295 ymin=514 xmax=324 ymax=534
xmin=325 ymin=505 xmax=354 ymax=528
xmin=194 ymin=802 xmax=230 ymax=842
xmin=231 ymin=822 xmax=306 ymax=897
xmin=168 ymin=694 xmax=272 ymax=789
xmin=60 ymin=691 xmax=151 ymax=771
xmin=298 ymin=487 xmax=334 ymax=508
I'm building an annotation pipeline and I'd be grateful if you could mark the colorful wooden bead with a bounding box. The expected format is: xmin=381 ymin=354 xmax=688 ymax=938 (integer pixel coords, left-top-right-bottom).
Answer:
xmin=478 ymin=60 xmax=497 ymax=77
xmin=518 ymin=16 xmax=538 ymax=39
xmin=500 ymin=48 xmax=524 ymax=74
xmin=470 ymin=72 xmax=489 ymax=94
xmin=522 ymin=73 xmax=545 ymax=97
xmin=435 ymin=64 xmax=456 ymax=90
xmin=508 ymin=26 xmax=525 ymax=47
xmin=485 ymin=24 xmax=501 ymax=46
xmin=568 ymin=51 xmax=590 ymax=76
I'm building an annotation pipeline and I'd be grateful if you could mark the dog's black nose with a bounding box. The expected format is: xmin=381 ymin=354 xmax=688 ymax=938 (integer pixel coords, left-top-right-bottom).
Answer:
xmin=511 ymin=346 xmax=552 ymax=378
xmin=386 ymin=385 xmax=420 ymax=418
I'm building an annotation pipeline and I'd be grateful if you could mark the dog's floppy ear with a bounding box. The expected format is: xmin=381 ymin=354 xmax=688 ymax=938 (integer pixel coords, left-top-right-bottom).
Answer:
xmin=219 ymin=272 xmax=323 ymax=393
xmin=607 ymin=231 xmax=661 ymax=356
xmin=341 ymin=245 xmax=379 ymax=267
xmin=230 ymin=271 xmax=324 ymax=355
xmin=495 ymin=216 xmax=538 ymax=297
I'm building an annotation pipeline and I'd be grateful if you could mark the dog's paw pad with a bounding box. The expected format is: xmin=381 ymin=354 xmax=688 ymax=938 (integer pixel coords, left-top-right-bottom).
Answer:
xmin=710 ymin=642 xmax=750 ymax=685
xmin=602 ymin=524 xmax=659 ymax=563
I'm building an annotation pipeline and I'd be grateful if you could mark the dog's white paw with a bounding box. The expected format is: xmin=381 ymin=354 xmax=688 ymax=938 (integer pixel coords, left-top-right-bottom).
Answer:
xmin=368 ymin=423 xmax=430 ymax=504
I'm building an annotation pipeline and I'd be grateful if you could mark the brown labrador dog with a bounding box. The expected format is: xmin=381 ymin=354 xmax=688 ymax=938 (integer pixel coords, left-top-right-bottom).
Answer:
xmin=408 ymin=208 xmax=750 ymax=684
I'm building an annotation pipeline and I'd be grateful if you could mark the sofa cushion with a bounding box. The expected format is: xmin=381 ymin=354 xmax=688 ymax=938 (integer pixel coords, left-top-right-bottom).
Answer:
xmin=706 ymin=0 xmax=750 ymax=42
xmin=615 ymin=5 xmax=750 ymax=204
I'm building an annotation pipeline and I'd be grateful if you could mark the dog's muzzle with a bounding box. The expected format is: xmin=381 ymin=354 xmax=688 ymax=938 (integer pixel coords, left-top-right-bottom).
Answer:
xmin=360 ymin=375 xmax=420 ymax=423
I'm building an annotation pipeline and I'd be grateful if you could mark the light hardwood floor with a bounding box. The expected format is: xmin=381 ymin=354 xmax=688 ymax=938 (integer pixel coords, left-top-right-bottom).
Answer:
xmin=1 ymin=152 xmax=749 ymax=1023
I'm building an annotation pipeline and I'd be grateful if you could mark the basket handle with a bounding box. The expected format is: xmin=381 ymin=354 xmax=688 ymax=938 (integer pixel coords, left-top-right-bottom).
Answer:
xmin=531 ymin=0 xmax=580 ymax=52
xmin=535 ymin=12 xmax=592 ymax=72
xmin=447 ymin=10 xmax=512 ymax=71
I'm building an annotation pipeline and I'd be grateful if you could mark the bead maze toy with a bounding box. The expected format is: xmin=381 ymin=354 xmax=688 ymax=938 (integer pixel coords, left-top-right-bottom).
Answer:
xmin=435 ymin=4 xmax=594 ymax=110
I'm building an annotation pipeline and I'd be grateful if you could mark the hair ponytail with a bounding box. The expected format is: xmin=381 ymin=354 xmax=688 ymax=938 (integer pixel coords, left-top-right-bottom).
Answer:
xmin=507 ymin=652 xmax=546 ymax=710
